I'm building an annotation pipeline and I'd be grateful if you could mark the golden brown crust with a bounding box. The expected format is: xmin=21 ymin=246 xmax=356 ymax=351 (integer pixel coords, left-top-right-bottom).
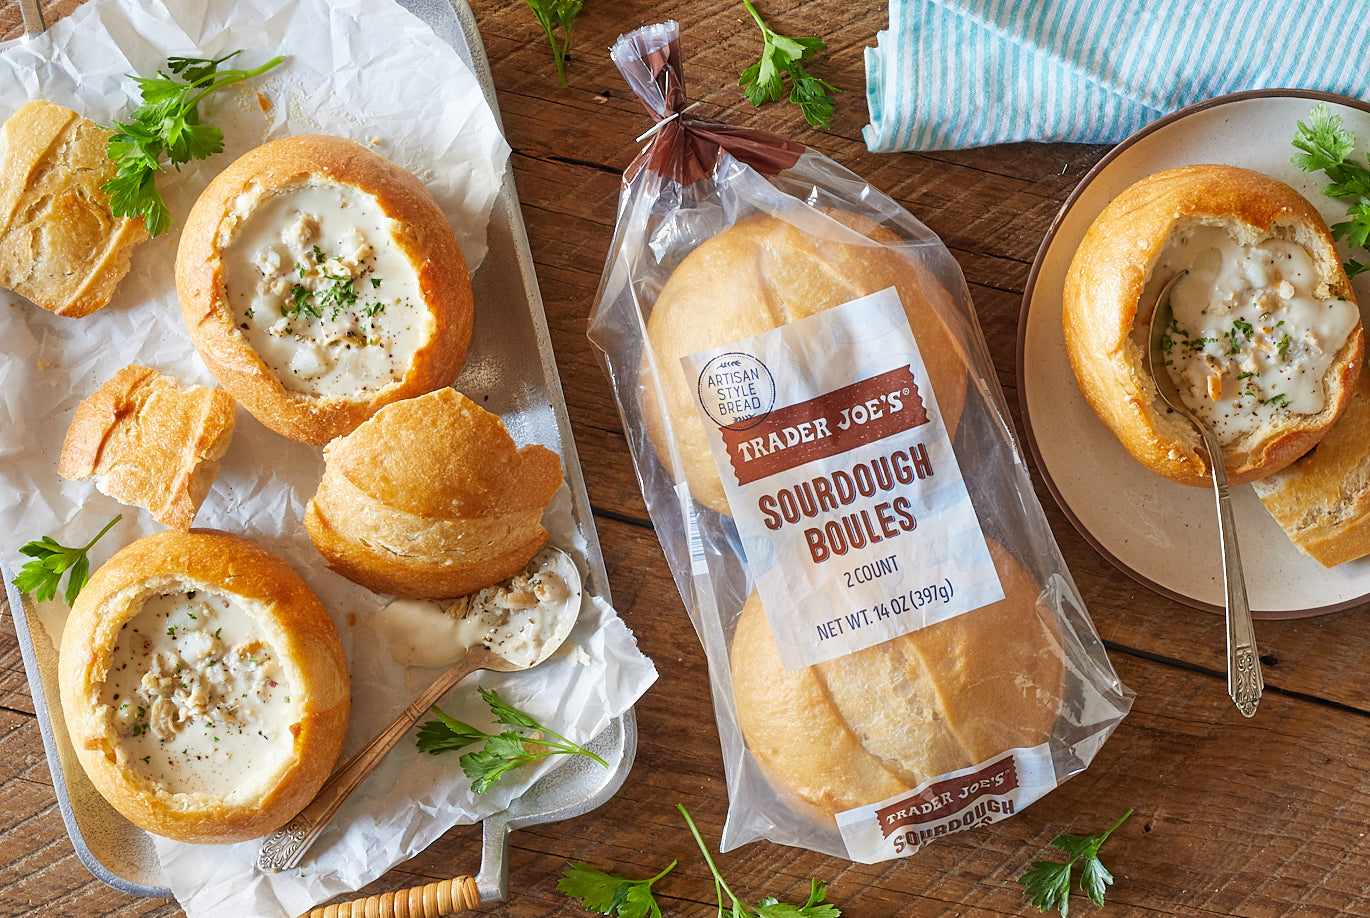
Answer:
xmin=57 ymin=365 xmax=237 ymax=530
xmin=0 ymin=100 xmax=147 ymax=317
xmin=1063 ymin=164 xmax=1363 ymax=487
xmin=175 ymin=134 xmax=473 ymax=444
xmin=57 ymin=529 xmax=349 ymax=844
xmin=730 ymin=538 xmax=1064 ymax=819
xmin=641 ymin=210 xmax=969 ymax=516
xmin=305 ymin=388 xmax=564 ymax=598
xmin=1253 ymin=370 xmax=1370 ymax=566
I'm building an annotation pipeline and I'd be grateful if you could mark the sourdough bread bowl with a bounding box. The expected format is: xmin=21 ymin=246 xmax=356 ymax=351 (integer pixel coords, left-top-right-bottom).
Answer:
xmin=641 ymin=209 xmax=969 ymax=516
xmin=57 ymin=529 xmax=349 ymax=844
xmin=1063 ymin=163 xmax=1363 ymax=487
xmin=0 ymin=100 xmax=147 ymax=317
xmin=305 ymin=387 xmax=564 ymax=598
xmin=729 ymin=537 xmax=1063 ymax=818
xmin=175 ymin=134 xmax=473 ymax=445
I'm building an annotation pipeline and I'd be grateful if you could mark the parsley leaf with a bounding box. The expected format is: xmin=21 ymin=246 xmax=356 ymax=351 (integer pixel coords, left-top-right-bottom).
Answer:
xmin=678 ymin=805 xmax=842 ymax=918
xmin=739 ymin=0 xmax=839 ymax=129
xmin=557 ymin=860 xmax=677 ymax=918
xmin=12 ymin=515 xmax=122 ymax=605
xmin=1292 ymin=104 xmax=1370 ymax=278
xmin=416 ymin=687 xmax=608 ymax=794
xmin=103 ymin=52 xmax=282 ymax=237
xmin=1017 ymin=809 xmax=1131 ymax=917
xmin=525 ymin=0 xmax=583 ymax=88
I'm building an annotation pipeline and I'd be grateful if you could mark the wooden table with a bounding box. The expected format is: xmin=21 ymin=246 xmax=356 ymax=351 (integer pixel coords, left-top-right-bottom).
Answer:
xmin=5 ymin=1 xmax=1370 ymax=916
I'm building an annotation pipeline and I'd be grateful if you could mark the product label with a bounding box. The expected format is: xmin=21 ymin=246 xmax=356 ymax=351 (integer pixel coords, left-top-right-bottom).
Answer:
xmin=682 ymin=287 xmax=1001 ymax=670
xmin=834 ymin=745 xmax=1058 ymax=863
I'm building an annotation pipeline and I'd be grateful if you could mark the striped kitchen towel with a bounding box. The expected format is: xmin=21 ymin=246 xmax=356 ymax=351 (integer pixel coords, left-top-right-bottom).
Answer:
xmin=864 ymin=0 xmax=1370 ymax=152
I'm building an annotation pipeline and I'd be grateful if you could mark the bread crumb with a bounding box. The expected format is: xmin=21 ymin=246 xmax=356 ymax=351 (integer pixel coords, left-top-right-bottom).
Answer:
xmin=257 ymin=92 xmax=273 ymax=113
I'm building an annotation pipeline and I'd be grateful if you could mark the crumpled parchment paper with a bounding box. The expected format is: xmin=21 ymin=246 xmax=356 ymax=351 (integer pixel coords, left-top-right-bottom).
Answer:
xmin=0 ymin=0 xmax=658 ymax=915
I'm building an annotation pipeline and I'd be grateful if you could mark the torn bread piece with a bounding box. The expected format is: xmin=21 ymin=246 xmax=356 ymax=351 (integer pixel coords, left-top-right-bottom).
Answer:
xmin=0 ymin=100 xmax=147 ymax=316
xmin=59 ymin=365 xmax=237 ymax=529
xmin=1253 ymin=371 xmax=1370 ymax=567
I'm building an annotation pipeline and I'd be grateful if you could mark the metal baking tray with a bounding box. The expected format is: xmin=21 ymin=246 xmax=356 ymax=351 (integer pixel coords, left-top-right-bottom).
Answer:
xmin=4 ymin=0 xmax=635 ymax=901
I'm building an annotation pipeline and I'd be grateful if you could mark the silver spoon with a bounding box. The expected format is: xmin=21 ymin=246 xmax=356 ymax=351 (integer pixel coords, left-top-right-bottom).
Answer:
xmin=1147 ymin=272 xmax=1262 ymax=717
xmin=256 ymin=547 xmax=584 ymax=871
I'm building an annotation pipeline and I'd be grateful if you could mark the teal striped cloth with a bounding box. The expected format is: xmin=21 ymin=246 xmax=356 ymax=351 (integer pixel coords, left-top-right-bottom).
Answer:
xmin=864 ymin=0 xmax=1370 ymax=151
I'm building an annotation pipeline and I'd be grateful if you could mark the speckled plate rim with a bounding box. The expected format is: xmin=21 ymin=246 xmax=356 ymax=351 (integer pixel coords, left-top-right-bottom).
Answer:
xmin=1018 ymin=88 xmax=1370 ymax=619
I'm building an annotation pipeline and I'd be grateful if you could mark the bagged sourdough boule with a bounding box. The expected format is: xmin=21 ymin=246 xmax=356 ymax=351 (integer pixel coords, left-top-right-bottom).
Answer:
xmin=589 ymin=21 xmax=1131 ymax=862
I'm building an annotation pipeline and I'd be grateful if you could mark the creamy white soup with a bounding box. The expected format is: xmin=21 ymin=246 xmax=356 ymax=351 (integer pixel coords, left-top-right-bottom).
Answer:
xmin=1148 ymin=224 xmax=1359 ymax=444
xmin=222 ymin=182 xmax=430 ymax=398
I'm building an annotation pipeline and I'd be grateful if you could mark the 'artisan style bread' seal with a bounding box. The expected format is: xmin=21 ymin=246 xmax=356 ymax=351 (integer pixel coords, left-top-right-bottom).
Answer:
xmin=176 ymin=134 xmax=473 ymax=445
xmin=57 ymin=529 xmax=350 ymax=844
xmin=641 ymin=209 xmax=969 ymax=516
xmin=1063 ymin=164 xmax=1363 ymax=487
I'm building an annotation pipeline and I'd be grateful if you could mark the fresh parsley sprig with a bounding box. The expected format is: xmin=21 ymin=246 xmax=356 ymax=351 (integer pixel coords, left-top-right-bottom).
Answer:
xmin=416 ymin=686 xmax=608 ymax=794
xmin=12 ymin=514 xmax=122 ymax=605
xmin=1292 ymin=103 xmax=1370 ymax=278
xmin=738 ymin=0 xmax=839 ymax=130
xmin=558 ymin=807 xmax=841 ymax=918
xmin=558 ymin=860 xmax=677 ymax=918
xmin=679 ymin=804 xmax=841 ymax=918
xmin=103 ymin=51 xmax=283 ymax=237
xmin=1018 ymin=809 xmax=1131 ymax=917
xmin=525 ymin=0 xmax=583 ymax=88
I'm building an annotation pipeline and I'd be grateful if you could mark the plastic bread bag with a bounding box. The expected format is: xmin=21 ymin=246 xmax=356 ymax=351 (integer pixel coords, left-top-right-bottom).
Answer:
xmin=587 ymin=21 xmax=1133 ymax=862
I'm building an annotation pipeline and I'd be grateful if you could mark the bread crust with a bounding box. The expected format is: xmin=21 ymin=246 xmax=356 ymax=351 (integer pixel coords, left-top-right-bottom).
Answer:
xmin=1253 ymin=370 xmax=1370 ymax=566
xmin=57 ymin=529 xmax=349 ymax=844
xmin=305 ymin=388 xmax=564 ymax=598
xmin=729 ymin=538 xmax=1064 ymax=819
xmin=175 ymin=134 xmax=473 ymax=445
xmin=57 ymin=365 xmax=237 ymax=530
xmin=641 ymin=210 xmax=969 ymax=516
xmin=0 ymin=100 xmax=147 ymax=317
xmin=1062 ymin=164 xmax=1363 ymax=487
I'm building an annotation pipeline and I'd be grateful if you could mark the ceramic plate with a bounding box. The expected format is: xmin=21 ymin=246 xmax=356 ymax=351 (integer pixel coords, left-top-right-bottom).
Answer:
xmin=1019 ymin=90 xmax=1370 ymax=618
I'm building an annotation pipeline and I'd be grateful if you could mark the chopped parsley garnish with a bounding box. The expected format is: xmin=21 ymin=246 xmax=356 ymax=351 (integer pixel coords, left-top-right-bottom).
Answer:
xmin=1277 ymin=334 xmax=1292 ymax=359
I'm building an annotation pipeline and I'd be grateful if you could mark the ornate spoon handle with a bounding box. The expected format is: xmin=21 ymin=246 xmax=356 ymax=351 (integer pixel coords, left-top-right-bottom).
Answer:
xmin=258 ymin=647 xmax=508 ymax=872
xmin=1199 ymin=423 xmax=1262 ymax=717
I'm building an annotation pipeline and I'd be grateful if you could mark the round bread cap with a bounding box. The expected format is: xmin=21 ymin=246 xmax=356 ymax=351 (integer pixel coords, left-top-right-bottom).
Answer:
xmin=57 ymin=529 xmax=349 ymax=844
xmin=1062 ymin=163 xmax=1363 ymax=486
xmin=729 ymin=537 xmax=1064 ymax=819
xmin=176 ymin=134 xmax=473 ymax=445
xmin=641 ymin=210 xmax=970 ymax=516
xmin=305 ymin=387 xmax=564 ymax=598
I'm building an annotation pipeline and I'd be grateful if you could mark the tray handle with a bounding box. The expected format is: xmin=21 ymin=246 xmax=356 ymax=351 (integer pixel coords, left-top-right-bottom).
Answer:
xmin=300 ymin=875 xmax=482 ymax=917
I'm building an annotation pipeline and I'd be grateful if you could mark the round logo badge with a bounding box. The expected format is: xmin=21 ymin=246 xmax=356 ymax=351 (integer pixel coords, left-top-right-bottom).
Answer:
xmin=696 ymin=352 xmax=776 ymax=431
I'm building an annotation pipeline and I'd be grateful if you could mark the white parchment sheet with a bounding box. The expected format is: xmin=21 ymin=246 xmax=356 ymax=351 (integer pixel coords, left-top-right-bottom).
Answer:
xmin=0 ymin=0 xmax=658 ymax=915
